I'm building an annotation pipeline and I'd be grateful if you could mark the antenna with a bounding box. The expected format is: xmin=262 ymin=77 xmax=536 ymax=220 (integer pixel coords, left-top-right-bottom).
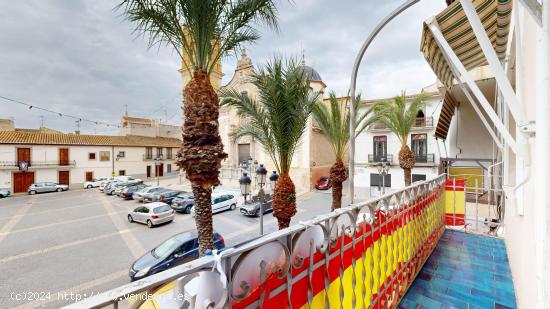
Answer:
xmin=40 ymin=115 xmax=45 ymax=128
xmin=75 ymin=119 xmax=81 ymax=132
xmin=124 ymin=104 xmax=128 ymax=116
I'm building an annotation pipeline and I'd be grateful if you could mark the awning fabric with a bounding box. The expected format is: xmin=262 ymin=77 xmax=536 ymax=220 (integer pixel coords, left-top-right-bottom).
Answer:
xmin=435 ymin=91 xmax=459 ymax=140
xmin=420 ymin=0 xmax=512 ymax=88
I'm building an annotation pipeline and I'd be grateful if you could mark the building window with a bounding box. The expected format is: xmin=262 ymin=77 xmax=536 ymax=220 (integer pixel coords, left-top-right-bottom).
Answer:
xmin=17 ymin=147 xmax=31 ymax=166
xmin=411 ymin=134 xmax=427 ymax=162
xmin=119 ymin=170 xmax=126 ymax=176
xmin=370 ymin=173 xmax=391 ymax=187
xmin=88 ymin=152 xmax=96 ymax=160
xmin=373 ymin=136 xmax=387 ymax=161
xmin=166 ymin=148 xmax=173 ymax=160
xmin=157 ymin=147 xmax=163 ymax=158
xmin=145 ymin=147 xmax=153 ymax=160
xmin=412 ymin=174 xmax=426 ymax=183
xmin=238 ymin=143 xmax=251 ymax=166
xmin=167 ymin=164 xmax=172 ymax=173
xmin=99 ymin=151 xmax=110 ymax=162
xmin=118 ymin=151 xmax=125 ymax=158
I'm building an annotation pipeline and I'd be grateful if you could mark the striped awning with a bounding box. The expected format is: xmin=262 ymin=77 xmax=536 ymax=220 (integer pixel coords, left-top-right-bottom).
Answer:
xmin=420 ymin=0 xmax=512 ymax=88
xmin=435 ymin=91 xmax=459 ymax=140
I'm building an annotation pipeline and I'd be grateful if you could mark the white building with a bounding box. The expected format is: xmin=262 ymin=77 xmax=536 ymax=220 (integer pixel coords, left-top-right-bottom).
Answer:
xmin=354 ymin=86 xmax=443 ymax=194
xmin=0 ymin=121 xmax=181 ymax=193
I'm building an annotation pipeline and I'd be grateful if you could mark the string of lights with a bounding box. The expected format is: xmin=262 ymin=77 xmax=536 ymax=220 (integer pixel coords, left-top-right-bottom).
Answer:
xmin=0 ymin=94 xmax=121 ymax=128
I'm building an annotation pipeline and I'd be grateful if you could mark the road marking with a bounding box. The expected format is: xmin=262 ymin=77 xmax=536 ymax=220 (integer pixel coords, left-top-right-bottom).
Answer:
xmin=98 ymin=194 xmax=145 ymax=259
xmin=0 ymin=209 xmax=128 ymax=236
xmin=12 ymin=269 xmax=128 ymax=309
xmin=214 ymin=213 xmax=251 ymax=229
xmin=0 ymin=228 xmax=139 ymax=264
xmin=0 ymin=196 xmax=36 ymax=244
xmin=0 ymin=201 xmax=101 ymax=220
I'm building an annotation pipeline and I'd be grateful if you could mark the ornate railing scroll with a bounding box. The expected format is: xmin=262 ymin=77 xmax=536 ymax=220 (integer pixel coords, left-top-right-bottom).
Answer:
xmin=66 ymin=174 xmax=447 ymax=309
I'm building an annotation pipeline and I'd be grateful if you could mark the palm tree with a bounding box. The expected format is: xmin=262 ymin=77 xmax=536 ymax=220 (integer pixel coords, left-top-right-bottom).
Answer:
xmin=221 ymin=58 xmax=320 ymax=229
xmin=118 ymin=0 xmax=279 ymax=255
xmin=373 ymin=92 xmax=429 ymax=186
xmin=312 ymin=92 xmax=378 ymax=210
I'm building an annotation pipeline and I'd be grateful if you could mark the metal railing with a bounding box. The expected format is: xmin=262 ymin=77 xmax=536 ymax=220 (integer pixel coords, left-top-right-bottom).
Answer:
xmin=66 ymin=175 xmax=447 ymax=309
xmin=142 ymin=154 xmax=153 ymax=161
xmin=371 ymin=117 xmax=434 ymax=130
xmin=367 ymin=154 xmax=394 ymax=163
xmin=414 ymin=153 xmax=435 ymax=163
xmin=0 ymin=160 xmax=76 ymax=168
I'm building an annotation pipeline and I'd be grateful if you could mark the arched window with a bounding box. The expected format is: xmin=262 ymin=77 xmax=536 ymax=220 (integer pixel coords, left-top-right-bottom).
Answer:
xmin=415 ymin=110 xmax=425 ymax=126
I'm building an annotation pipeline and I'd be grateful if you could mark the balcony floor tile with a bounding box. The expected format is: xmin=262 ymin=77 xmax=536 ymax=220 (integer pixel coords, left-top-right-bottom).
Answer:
xmin=399 ymin=229 xmax=517 ymax=308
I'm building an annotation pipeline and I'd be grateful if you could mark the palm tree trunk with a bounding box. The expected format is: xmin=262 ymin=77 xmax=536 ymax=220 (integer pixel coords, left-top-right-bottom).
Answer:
xmin=176 ymin=69 xmax=227 ymax=256
xmin=329 ymin=159 xmax=348 ymax=210
xmin=398 ymin=144 xmax=415 ymax=186
xmin=272 ymin=173 xmax=297 ymax=229
xmin=192 ymin=185 xmax=214 ymax=255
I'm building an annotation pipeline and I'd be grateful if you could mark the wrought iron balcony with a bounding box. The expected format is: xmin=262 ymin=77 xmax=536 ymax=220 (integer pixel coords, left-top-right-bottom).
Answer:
xmin=143 ymin=154 xmax=154 ymax=161
xmin=0 ymin=160 xmax=76 ymax=169
xmin=67 ymin=175 xmax=449 ymax=309
xmin=371 ymin=117 xmax=434 ymax=130
xmin=415 ymin=153 xmax=435 ymax=163
xmin=368 ymin=154 xmax=393 ymax=163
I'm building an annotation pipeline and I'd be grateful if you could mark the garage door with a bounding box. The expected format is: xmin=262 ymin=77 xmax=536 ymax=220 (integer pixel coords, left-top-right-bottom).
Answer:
xmin=58 ymin=171 xmax=70 ymax=185
xmin=13 ymin=172 xmax=34 ymax=193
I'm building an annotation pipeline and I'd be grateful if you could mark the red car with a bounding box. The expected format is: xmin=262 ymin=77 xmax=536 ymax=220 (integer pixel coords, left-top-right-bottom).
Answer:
xmin=315 ymin=177 xmax=332 ymax=190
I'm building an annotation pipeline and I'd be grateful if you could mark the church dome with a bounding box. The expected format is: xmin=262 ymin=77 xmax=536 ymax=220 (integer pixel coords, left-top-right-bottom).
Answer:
xmin=300 ymin=65 xmax=322 ymax=81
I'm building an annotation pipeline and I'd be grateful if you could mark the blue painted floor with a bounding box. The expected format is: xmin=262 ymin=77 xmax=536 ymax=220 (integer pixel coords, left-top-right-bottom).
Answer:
xmin=399 ymin=229 xmax=517 ymax=309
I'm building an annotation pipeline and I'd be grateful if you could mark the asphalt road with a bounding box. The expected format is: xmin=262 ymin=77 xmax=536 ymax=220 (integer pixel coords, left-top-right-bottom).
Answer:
xmin=0 ymin=187 xmax=338 ymax=308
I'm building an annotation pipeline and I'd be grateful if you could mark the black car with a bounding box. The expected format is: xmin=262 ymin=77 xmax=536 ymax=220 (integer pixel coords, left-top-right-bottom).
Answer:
xmin=170 ymin=193 xmax=195 ymax=213
xmin=129 ymin=231 xmax=225 ymax=281
xmin=121 ymin=184 xmax=149 ymax=200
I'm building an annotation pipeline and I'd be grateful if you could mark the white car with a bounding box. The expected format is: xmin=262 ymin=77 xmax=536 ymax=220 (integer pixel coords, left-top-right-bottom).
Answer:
xmin=115 ymin=176 xmax=142 ymax=183
xmin=191 ymin=193 xmax=237 ymax=216
xmin=83 ymin=177 xmax=109 ymax=189
xmin=127 ymin=202 xmax=175 ymax=228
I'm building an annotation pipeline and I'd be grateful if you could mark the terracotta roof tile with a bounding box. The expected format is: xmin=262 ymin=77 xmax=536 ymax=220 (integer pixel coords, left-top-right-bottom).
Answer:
xmin=0 ymin=131 xmax=181 ymax=147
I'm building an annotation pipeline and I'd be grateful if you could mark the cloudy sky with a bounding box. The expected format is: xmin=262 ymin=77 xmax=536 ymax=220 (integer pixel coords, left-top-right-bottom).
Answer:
xmin=0 ymin=0 xmax=445 ymax=135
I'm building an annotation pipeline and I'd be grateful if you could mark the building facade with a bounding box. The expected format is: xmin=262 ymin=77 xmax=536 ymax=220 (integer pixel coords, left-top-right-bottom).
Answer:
xmin=0 ymin=128 xmax=181 ymax=193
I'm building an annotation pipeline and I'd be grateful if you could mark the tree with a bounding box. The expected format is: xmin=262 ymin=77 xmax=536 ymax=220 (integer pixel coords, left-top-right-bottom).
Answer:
xmin=118 ymin=0 xmax=279 ymax=255
xmin=312 ymin=92 xmax=378 ymax=210
xmin=221 ymin=58 xmax=320 ymax=229
xmin=373 ymin=92 xmax=429 ymax=186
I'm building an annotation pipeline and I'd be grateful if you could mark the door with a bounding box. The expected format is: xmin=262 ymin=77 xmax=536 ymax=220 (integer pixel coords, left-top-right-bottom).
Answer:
xmin=411 ymin=134 xmax=427 ymax=162
xmin=45 ymin=183 xmax=57 ymax=192
xmin=85 ymin=172 xmax=93 ymax=182
xmin=146 ymin=166 xmax=151 ymax=178
xmin=238 ymin=144 xmax=251 ymax=166
xmin=17 ymin=148 xmax=31 ymax=166
xmin=157 ymin=164 xmax=164 ymax=177
xmin=373 ymin=136 xmax=387 ymax=161
xmin=59 ymin=148 xmax=69 ymax=166
xmin=58 ymin=171 xmax=70 ymax=185
xmin=13 ymin=172 xmax=34 ymax=193
xmin=212 ymin=197 xmax=223 ymax=212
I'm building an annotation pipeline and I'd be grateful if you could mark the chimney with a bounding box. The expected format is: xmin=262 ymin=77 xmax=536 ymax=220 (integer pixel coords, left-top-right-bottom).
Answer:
xmin=75 ymin=130 xmax=80 ymax=135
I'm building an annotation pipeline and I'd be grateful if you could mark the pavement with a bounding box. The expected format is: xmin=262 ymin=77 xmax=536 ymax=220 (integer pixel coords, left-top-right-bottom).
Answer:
xmin=0 ymin=182 xmax=341 ymax=308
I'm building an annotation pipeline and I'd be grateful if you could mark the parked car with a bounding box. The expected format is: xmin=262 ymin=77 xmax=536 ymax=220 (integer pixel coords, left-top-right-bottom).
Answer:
xmin=0 ymin=188 xmax=11 ymax=198
xmin=141 ymin=188 xmax=171 ymax=203
xmin=144 ymin=190 xmax=184 ymax=204
xmin=190 ymin=193 xmax=237 ymax=216
xmin=133 ymin=186 xmax=165 ymax=202
xmin=99 ymin=179 xmax=116 ymax=192
xmin=114 ymin=180 xmax=143 ymax=196
xmin=83 ymin=177 xmax=109 ymax=189
xmin=239 ymin=194 xmax=273 ymax=216
xmin=28 ymin=182 xmax=69 ymax=195
xmin=103 ymin=181 xmax=122 ymax=195
xmin=114 ymin=175 xmax=142 ymax=183
xmin=315 ymin=177 xmax=332 ymax=190
xmin=120 ymin=184 xmax=149 ymax=200
xmin=170 ymin=193 xmax=195 ymax=214
xmin=127 ymin=202 xmax=175 ymax=228
xmin=129 ymin=231 xmax=225 ymax=281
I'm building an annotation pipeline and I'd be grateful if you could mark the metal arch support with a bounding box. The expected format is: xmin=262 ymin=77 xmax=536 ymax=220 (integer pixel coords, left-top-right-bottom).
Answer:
xmin=348 ymin=0 xmax=421 ymax=204
xmin=426 ymin=18 xmax=519 ymax=153
xmin=518 ymin=0 xmax=543 ymax=27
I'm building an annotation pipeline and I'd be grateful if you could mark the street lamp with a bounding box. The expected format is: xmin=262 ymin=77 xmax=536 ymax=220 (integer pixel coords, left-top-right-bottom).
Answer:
xmin=255 ymin=164 xmax=268 ymax=235
xmin=154 ymin=154 xmax=163 ymax=186
xmin=269 ymin=171 xmax=279 ymax=191
xmin=239 ymin=172 xmax=251 ymax=203
xmin=376 ymin=159 xmax=390 ymax=195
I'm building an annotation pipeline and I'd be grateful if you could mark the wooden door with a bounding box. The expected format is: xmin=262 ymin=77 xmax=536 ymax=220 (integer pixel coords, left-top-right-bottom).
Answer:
xmin=58 ymin=171 xmax=70 ymax=185
xmin=85 ymin=172 xmax=93 ymax=182
xmin=59 ymin=148 xmax=69 ymax=166
xmin=13 ymin=172 xmax=34 ymax=193
xmin=146 ymin=166 xmax=151 ymax=178
xmin=158 ymin=163 xmax=164 ymax=177
xmin=17 ymin=148 xmax=31 ymax=166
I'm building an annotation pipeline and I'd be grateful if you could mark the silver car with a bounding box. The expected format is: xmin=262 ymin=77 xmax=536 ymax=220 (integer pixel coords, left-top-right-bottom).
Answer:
xmin=28 ymin=182 xmax=69 ymax=195
xmin=0 ymin=188 xmax=10 ymax=198
xmin=127 ymin=202 xmax=175 ymax=228
xmin=132 ymin=186 xmax=164 ymax=202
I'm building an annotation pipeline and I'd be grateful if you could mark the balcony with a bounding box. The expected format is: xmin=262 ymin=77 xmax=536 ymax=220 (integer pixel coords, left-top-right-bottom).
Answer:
xmin=371 ymin=116 xmax=434 ymax=130
xmin=415 ymin=153 xmax=435 ymax=163
xmin=368 ymin=154 xmax=394 ymax=163
xmin=143 ymin=154 xmax=153 ymax=161
xmin=0 ymin=160 xmax=76 ymax=170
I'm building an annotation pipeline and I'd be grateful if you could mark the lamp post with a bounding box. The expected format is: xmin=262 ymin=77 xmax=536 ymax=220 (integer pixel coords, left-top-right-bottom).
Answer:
xmin=154 ymin=154 xmax=163 ymax=186
xmin=239 ymin=172 xmax=251 ymax=204
xmin=376 ymin=159 xmax=390 ymax=195
xmin=269 ymin=171 xmax=279 ymax=192
xmin=255 ymin=164 xmax=268 ymax=235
